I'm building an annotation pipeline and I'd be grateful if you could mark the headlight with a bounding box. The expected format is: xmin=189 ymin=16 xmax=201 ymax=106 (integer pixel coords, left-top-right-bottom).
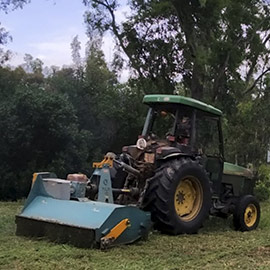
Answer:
xmin=136 ymin=138 xmax=147 ymax=150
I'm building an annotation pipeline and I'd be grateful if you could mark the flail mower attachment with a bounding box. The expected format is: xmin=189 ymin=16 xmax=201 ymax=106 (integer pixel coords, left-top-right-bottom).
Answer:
xmin=15 ymin=168 xmax=151 ymax=249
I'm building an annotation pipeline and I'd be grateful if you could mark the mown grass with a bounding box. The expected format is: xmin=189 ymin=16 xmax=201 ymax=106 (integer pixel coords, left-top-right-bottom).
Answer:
xmin=1 ymin=201 xmax=270 ymax=270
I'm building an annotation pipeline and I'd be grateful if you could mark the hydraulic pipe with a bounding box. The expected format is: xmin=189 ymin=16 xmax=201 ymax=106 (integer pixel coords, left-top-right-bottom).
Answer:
xmin=113 ymin=160 xmax=140 ymax=176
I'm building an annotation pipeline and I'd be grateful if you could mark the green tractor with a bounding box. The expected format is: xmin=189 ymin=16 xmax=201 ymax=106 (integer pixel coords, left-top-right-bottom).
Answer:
xmin=16 ymin=94 xmax=260 ymax=248
xmin=103 ymin=94 xmax=260 ymax=234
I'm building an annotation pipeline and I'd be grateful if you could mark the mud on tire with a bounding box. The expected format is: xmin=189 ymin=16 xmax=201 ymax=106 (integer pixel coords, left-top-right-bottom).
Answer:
xmin=143 ymin=158 xmax=211 ymax=234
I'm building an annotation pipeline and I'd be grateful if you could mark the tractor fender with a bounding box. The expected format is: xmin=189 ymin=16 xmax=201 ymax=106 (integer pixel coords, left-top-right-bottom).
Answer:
xmin=155 ymin=146 xmax=192 ymax=160
xmin=161 ymin=152 xmax=185 ymax=160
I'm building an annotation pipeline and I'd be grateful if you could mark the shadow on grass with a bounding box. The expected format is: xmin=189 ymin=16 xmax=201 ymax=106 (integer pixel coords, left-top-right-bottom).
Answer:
xmin=201 ymin=215 xmax=234 ymax=233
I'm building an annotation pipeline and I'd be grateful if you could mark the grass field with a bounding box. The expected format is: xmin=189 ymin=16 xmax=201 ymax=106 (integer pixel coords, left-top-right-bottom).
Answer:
xmin=1 ymin=201 xmax=270 ymax=270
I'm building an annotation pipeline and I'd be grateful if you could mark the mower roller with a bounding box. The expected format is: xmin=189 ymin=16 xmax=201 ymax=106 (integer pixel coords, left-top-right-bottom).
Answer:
xmin=16 ymin=94 xmax=260 ymax=248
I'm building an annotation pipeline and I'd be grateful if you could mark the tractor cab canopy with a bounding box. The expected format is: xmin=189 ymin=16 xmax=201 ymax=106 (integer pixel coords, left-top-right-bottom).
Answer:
xmin=143 ymin=95 xmax=222 ymax=116
xmin=142 ymin=95 xmax=224 ymax=158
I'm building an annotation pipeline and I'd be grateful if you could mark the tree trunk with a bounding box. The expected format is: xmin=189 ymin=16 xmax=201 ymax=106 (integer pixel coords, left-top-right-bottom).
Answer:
xmin=191 ymin=61 xmax=204 ymax=100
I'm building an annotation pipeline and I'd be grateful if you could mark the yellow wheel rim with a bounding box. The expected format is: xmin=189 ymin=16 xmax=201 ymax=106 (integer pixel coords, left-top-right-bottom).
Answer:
xmin=174 ymin=176 xmax=203 ymax=221
xmin=244 ymin=204 xmax=257 ymax=227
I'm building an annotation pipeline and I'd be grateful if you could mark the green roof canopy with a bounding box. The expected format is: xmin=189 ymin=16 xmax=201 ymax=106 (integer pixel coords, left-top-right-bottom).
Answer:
xmin=143 ymin=95 xmax=222 ymax=116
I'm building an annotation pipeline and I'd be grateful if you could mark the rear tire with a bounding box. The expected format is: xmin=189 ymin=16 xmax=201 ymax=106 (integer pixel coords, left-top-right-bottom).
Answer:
xmin=143 ymin=158 xmax=211 ymax=234
xmin=233 ymin=195 xmax=260 ymax=231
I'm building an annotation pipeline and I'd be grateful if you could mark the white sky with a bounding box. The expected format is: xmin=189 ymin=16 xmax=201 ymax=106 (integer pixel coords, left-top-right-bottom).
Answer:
xmin=0 ymin=0 xmax=129 ymax=78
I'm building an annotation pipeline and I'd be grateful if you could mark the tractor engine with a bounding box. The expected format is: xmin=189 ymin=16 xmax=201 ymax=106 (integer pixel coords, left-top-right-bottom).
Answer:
xmin=107 ymin=139 xmax=162 ymax=205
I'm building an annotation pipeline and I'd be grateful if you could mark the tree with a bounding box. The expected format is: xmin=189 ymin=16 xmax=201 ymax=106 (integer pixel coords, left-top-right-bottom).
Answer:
xmin=0 ymin=65 xmax=26 ymax=98
xmin=19 ymin=53 xmax=45 ymax=86
xmin=71 ymin=35 xmax=82 ymax=68
xmin=70 ymin=35 xmax=85 ymax=79
xmin=0 ymin=0 xmax=31 ymax=64
xmin=83 ymin=0 xmax=270 ymax=106
xmin=22 ymin=53 xmax=43 ymax=73
xmin=0 ymin=0 xmax=30 ymax=13
xmin=224 ymin=75 xmax=270 ymax=166
xmin=75 ymin=40 xmax=118 ymax=154
xmin=0 ymin=84 xmax=91 ymax=200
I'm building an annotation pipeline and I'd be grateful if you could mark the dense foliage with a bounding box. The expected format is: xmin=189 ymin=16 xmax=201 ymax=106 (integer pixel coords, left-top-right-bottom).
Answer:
xmin=1 ymin=0 xmax=270 ymax=199
xmin=0 ymin=43 xmax=145 ymax=199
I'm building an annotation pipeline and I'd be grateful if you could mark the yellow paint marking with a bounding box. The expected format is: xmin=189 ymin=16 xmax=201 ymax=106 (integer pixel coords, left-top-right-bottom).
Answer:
xmin=102 ymin=219 xmax=130 ymax=241
xmin=32 ymin=173 xmax=38 ymax=186
xmin=93 ymin=156 xmax=114 ymax=168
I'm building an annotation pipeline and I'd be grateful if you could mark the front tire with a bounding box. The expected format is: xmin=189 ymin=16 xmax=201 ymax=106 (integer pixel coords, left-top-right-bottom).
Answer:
xmin=143 ymin=158 xmax=211 ymax=234
xmin=233 ymin=195 xmax=260 ymax=231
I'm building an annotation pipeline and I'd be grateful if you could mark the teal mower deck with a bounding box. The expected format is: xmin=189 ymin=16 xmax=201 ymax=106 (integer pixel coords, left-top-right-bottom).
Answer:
xmin=16 ymin=169 xmax=151 ymax=249
xmin=16 ymin=94 xmax=260 ymax=248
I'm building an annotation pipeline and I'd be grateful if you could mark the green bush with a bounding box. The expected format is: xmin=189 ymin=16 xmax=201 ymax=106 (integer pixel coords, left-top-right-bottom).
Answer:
xmin=254 ymin=164 xmax=270 ymax=201
xmin=0 ymin=87 xmax=91 ymax=200
xmin=254 ymin=181 xmax=270 ymax=201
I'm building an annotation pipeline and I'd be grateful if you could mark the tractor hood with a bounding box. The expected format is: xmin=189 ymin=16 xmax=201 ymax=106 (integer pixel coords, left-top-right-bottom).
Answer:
xmin=223 ymin=162 xmax=253 ymax=179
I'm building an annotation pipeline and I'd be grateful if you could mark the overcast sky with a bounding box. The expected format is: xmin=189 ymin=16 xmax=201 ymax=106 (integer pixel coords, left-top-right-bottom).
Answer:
xmin=0 ymin=0 xmax=129 ymax=71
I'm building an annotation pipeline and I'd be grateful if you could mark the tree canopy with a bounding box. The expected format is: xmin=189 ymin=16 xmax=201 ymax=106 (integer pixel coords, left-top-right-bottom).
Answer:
xmin=84 ymin=0 xmax=270 ymax=105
